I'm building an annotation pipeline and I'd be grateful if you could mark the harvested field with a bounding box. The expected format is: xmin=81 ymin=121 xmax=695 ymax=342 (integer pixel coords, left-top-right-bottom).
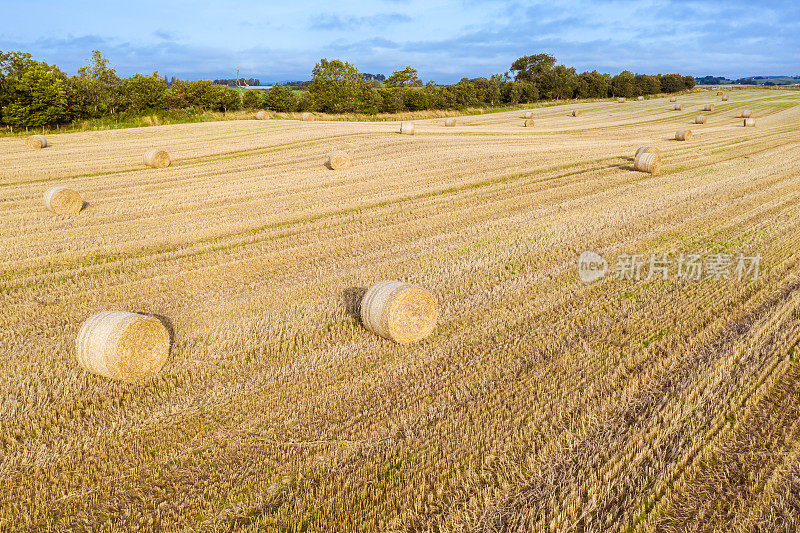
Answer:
xmin=1 ymin=88 xmax=799 ymax=531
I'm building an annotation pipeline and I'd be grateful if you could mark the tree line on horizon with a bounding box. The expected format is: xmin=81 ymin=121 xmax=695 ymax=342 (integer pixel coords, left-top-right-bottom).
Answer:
xmin=0 ymin=50 xmax=695 ymax=129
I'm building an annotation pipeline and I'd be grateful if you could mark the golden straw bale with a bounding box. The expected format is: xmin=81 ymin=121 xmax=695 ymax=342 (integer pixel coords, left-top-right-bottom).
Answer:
xmin=43 ymin=186 xmax=83 ymax=215
xmin=143 ymin=149 xmax=170 ymax=168
xmin=360 ymin=281 xmax=438 ymax=344
xmin=634 ymin=152 xmax=661 ymax=174
xmin=675 ymin=130 xmax=693 ymax=141
xmin=328 ymin=150 xmax=351 ymax=169
xmin=27 ymin=135 xmax=48 ymax=149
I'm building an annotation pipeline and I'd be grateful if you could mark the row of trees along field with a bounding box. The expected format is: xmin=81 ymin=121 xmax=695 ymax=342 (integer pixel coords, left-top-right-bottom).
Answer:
xmin=0 ymin=51 xmax=695 ymax=128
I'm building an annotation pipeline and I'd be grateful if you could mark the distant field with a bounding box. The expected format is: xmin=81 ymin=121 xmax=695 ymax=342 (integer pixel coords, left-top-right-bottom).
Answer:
xmin=1 ymin=89 xmax=799 ymax=531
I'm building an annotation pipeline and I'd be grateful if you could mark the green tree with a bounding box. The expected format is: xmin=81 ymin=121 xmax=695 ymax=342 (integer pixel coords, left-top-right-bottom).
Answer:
xmin=539 ymin=65 xmax=578 ymax=99
xmin=634 ymin=73 xmax=661 ymax=95
xmin=386 ymin=66 xmax=421 ymax=87
xmin=576 ymin=71 xmax=611 ymax=98
xmin=486 ymin=74 xmax=504 ymax=105
xmin=659 ymin=73 xmax=685 ymax=93
xmin=76 ymin=50 xmax=121 ymax=116
xmin=682 ymin=75 xmax=696 ymax=90
xmin=309 ymin=58 xmax=362 ymax=113
xmin=241 ymin=90 xmax=261 ymax=109
xmin=611 ymin=70 xmax=636 ymax=97
xmin=119 ymin=72 xmax=166 ymax=112
xmin=510 ymin=54 xmax=556 ymax=83
xmin=2 ymin=63 xmax=67 ymax=127
xmin=264 ymin=84 xmax=299 ymax=112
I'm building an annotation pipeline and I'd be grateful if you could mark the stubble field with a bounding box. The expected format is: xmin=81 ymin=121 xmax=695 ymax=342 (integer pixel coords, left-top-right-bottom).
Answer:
xmin=1 ymin=88 xmax=799 ymax=531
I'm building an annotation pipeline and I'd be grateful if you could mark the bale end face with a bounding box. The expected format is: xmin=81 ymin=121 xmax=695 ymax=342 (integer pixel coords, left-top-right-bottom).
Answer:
xmin=27 ymin=135 xmax=48 ymax=149
xmin=743 ymin=118 xmax=756 ymax=127
xmin=740 ymin=110 xmax=752 ymax=118
xmin=571 ymin=110 xmax=582 ymax=117
xmin=524 ymin=119 xmax=534 ymax=127
xmin=637 ymin=96 xmax=644 ymax=100
xmin=722 ymin=95 xmax=729 ymax=101
xmin=676 ymin=130 xmax=693 ymax=141
xmin=444 ymin=117 xmax=456 ymax=127
xmin=695 ymin=115 xmax=707 ymax=124
xmin=76 ymin=311 xmax=170 ymax=381
xmin=255 ymin=110 xmax=269 ymax=120
xmin=44 ymin=186 xmax=83 ymax=215
xmin=618 ymin=97 xmax=626 ymax=103
xmin=328 ymin=150 xmax=351 ymax=170
xmin=634 ymin=152 xmax=661 ymax=174
xmin=703 ymin=104 xmax=715 ymax=111
xmin=669 ymin=96 xmax=678 ymax=102
xmin=400 ymin=122 xmax=415 ymax=135
xmin=673 ymin=104 xmax=684 ymax=111
xmin=360 ymin=281 xmax=438 ymax=344
xmin=143 ymin=149 xmax=171 ymax=168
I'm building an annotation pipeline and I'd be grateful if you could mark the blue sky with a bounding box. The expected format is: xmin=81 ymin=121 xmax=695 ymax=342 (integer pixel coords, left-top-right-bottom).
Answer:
xmin=1 ymin=0 xmax=798 ymax=83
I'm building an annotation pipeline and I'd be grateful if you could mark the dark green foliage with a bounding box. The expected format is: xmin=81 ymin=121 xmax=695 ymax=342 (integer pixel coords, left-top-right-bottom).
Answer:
xmin=241 ymin=90 xmax=261 ymax=109
xmin=263 ymin=84 xmax=298 ymax=112
xmin=2 ymin=62 xmax=67 ymax=127
xmin=119 ymin=73 xmax=166 ymax=112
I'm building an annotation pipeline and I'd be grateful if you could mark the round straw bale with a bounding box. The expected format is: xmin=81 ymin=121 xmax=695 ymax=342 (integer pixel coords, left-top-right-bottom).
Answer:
xmin=669 ymin=96 xmax=678 ymax=102
xmin=695 ymin=115 xmax=707 ymax=124
xmin=740 ymin=110 xmax=752 ymax=118
xmin=637 ymin=96 xmax=644 ymax=100
xmin=360 ymin=281 xmax=438 ymax=344
xmin=703 ymin=104 xmax=715 ymax=111
xmin=634 ymin=152 xmax=661 ymax=174
xmin=673 ymin=104 xmax=684 ymax=111
xmin=721 ymin=94 xmax=729 ymax=101
xmin=76 ymin=311 xmax=170 ymax=381
xmin=400 ymin=122 xmax=415 ymax=135
xmin=328 ymin=150 xmax=351 ymax=170
xmin=743 ymin=118 xmax=756 ymax=127
xmin=635 ymin=146 xmax=661 ymax=158
xmin=255 ymin=110 xmax=269 ymax=120
xmin=675 ymin=130 xmax=693 ymax=141
xmin=301 ymin=112 xmax=313 ymax=121
xmin=27 ymin=135 xmax=48 ymax=149
xmin=524 ymin=111 xmax=534 ymax=119
xmin=444 ymin=117 xmax=456 ymax=127
xmin=717 ymin=91 xmax=723 ymax=96
xmin=618 ymin=97 xmax=626 ymax=103
xmin=524 ymin=119 xmax=534 ymax=127
xmin=143 ymin=148 xmax=170 ymax=168
xmin=571 ymin=110 xmax=582 ymax=117
xmin=43 ymin=186 xmax=83 ymax=215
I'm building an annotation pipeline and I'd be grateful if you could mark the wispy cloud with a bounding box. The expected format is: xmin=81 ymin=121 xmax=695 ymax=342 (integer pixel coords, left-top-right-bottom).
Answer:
xmin=309 ymin=12 xmax=413 ymax=30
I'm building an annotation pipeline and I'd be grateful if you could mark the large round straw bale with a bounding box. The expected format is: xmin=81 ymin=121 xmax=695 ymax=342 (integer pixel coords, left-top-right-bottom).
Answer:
xmin=635 ymin=146 xmax=661 ymax=158
xmin=675 ymin=130 xmax=693 ymax=141
xmin=524 ymin=119 xmax=534 ymax=127
xmin=143 ymin=148 xmax=170 ymax=168
xmin=721 ymin=94 xmax=729 ymax=101
xmin=669 ymin=96 xmax=678 ymax=102
xmin=571 ymin=110 xmax=582 ymax=117
xmin=716 ymin=91 xmax=723 ymax=96
xmin=743 ymin=118 xmax=756 ymax=127
xmin=634 ymin=152 xmax=661 ymax=174
xmin=255 ymin=110 xmax=269 ymax=120
xmin=703 ymin=104 xmax=714 ymax=111
xmin=444 ymin=117 xmax=456 ymax=127
xmin=43 ymin=186 xmax=83 ymax=215
xmin=618 ymin=97 xmax=626 ymax=103
xmin=76 ymin=311 xmax=170 ymax=381
xmin=695 ymin=115 xmax=707 ymax=124
xmin=524 ymin=111 xmax=534 ymax=119
xmin=301 ymin=112 xmax=314 ymax=121
xmin=328 ymin=150 xmax=351 ymax=169
xmin=27 ymin=135 xmax=48 ymax=149
xmin=360 ymin=281 xmax=438 ymax=344
xmin=740 ymin=110 xmax=752 ymax=118
xmin=400 ymin=122 xmax=415 ymax=135
xmin=673 ymin=104 xmax=684 ymax=111
xmin=637 ymin=96 xmax=644 ymax=101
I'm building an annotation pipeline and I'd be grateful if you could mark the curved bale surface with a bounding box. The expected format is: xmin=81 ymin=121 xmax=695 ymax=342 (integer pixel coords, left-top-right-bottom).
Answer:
xmin=637 ymin=96 xmax=644 ymax=101
xmin=740 ymin=110 xmax=752 ymax=118
xmin=618 ymin=97 xmax=626 ymax=103
xmin=635 ymin=146 xmax=661 ymax=158
xmin=328 ymin=150 xmax=351 ymax=170
xmin=76 ymin=311 xmax=171 ymax=381
xmin=634 ymin=152 xmax=661 ymax=174
xmin=695 ymin=115 xmax=707 ymax=124
xmin=703 ymin=104 xmax=715 ymax=111
xmin=523 ymin=111 xmax=534 ymax=119
xmin=360 ymin=281 xmax=438 ymax=344
xmin=43 ymin=186 xmax=83 ymax=215
xmin=301 ymin=112 xmax=314 ymax=121
xmin=27 ymin=135 xmax=48 ymax=149
xmin=669 ymin=96 xmax=678 ymax=102
xmin=524 ymin=119 xmax=534 ymax=127
xmin=255 ymin=110 xmax=269 ymax=120
xmin=571 ymin=110 xmax=582 ymax=117
xmin=444 ymin=117 xmax=456 ymax=127
xmin=676 ymin=130 xmax=693 ymax=141
xmin=143 ymin=149 xmax=171 ymax=168
xmin=673 ymin=104 xmax=684 ymax=111
xmin=400 ymin=122 xmax=415 ymax=135
xmin=744 ymin=118 xmax=756 ymax=127
xmin=722 ymin=94 xmax=729 ymax=101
